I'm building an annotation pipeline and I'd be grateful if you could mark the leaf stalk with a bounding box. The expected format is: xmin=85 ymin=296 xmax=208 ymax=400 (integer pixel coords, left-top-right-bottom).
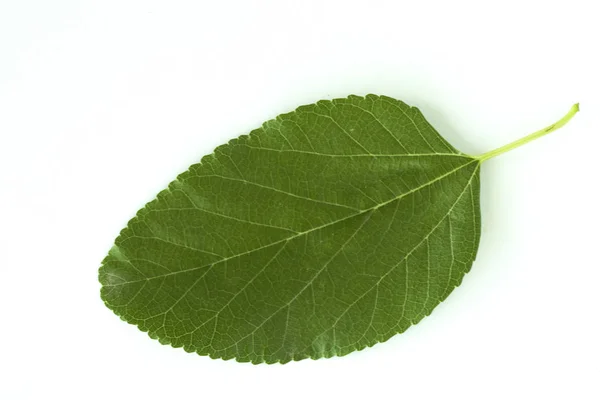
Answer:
xmin=477 ymin=103 xmax=579 ymax=162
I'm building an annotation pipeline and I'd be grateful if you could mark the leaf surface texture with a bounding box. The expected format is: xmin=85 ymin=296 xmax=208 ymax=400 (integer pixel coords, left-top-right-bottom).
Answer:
xmin=100 ymin=95 xmax=481 ymax=363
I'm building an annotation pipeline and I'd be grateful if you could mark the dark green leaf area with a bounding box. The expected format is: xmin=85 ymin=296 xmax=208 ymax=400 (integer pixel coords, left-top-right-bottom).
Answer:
xmin=100 ymin=95 xmax=481 ymax=363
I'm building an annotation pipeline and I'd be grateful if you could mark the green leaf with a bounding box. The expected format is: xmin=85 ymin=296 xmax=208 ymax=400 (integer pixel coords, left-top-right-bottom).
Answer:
xmin=99 ymin=95 xmax=579 ymax=364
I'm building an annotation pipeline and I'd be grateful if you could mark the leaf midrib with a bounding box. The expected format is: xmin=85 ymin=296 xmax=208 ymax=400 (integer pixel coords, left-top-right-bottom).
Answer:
xmin=104 ymin=158 xmax=479 ymax=287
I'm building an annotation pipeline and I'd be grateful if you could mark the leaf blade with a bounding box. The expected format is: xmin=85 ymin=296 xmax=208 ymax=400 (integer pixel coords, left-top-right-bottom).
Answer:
xmin=100 ymin=95 xmax=482 ymax=363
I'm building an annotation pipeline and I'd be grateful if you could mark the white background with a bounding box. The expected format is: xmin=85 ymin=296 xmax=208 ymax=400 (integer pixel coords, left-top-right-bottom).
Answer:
xmin=1 ymin=0 xmax=599 ymax=399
